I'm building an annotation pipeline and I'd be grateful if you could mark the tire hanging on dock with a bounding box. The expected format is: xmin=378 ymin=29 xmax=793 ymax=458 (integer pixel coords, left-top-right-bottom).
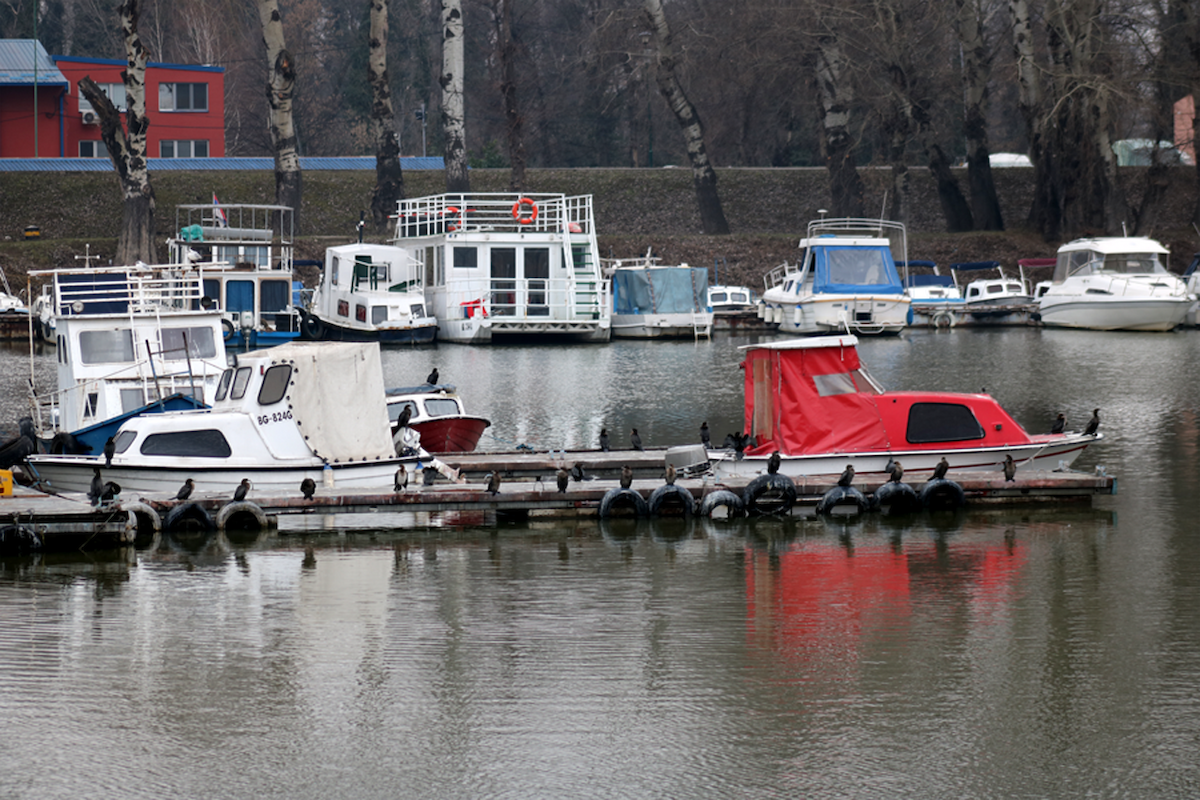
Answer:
xmin=815 ymin=485 xmax=870 ymax=516
xmin=0 ymin=523 xmax=42 ymax=554
xmin=920 ymin=478 xmax=966 ymax=511
xmin=742 ymin=473 xmax=797 ymax=515
xmin=872 ymin=481 xmax=922 ymax=515
xmin=599 ymin=487 xmax=649 ymax=518
xmin=165 ymin=501 xmax=216 ymax=534
xmin=698 ymin=489 xmax=746 ymax=518
xmin=647 ymin=484 xmax=695 ymax=517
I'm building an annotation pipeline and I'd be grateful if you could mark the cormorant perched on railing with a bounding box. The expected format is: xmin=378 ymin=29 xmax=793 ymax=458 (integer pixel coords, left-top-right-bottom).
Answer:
xmin=103 ymin=436 xmax=116 ymax=467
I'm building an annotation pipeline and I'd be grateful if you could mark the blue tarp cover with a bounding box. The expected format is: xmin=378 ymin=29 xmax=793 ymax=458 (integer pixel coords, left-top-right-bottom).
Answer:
xmin=813 ymin=245 xmax=903 ymax=294
xmin=612 ymin=267 xmax=709 ymax=315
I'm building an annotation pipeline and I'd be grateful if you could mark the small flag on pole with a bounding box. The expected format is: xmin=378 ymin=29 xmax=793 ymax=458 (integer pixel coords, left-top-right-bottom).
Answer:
xmin=212 ymin=193 xmax=228 ymax=227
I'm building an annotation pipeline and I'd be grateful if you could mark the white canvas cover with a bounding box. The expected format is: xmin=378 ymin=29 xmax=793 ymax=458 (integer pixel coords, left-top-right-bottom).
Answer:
xmin=267 ymin=341 xmax=395 ymax=462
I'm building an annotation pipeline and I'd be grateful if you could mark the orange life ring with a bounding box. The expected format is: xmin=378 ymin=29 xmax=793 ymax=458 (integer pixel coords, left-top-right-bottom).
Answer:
xmin=445 ymin=205 xmax=461 ymax=232
xmin=512 ymin=197 xmax=538 ymax=224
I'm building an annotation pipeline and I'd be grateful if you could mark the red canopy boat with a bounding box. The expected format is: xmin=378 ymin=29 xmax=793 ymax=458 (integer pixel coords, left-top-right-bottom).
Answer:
xmin=386 ymin=384 xmax=491 ymax=453
xmin=711 ymin=336 xmax=1098 ymax=479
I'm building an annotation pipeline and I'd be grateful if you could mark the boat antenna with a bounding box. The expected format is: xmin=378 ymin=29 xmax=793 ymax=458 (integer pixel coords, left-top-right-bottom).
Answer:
xmin=1121 ymin=221 xmax=1128 ymax=237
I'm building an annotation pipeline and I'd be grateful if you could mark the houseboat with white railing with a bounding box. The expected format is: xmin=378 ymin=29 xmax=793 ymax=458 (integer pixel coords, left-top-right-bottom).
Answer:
xmin=166 ymin=202 xmax=303 ymax=348
xmin=388 ymin=193 xmax=610 ymax=343
xmin=28 ymin=263 xmax=229 ymax=457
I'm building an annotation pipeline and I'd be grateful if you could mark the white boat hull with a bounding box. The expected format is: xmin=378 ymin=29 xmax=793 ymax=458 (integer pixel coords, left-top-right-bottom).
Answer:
xmin=438 ymin=314 xmax=610 ymax=344
xmin=1037 ymin=297 xmax=1191 ymax=331
xmin=766 ymin=295 xmax=910 ymax=336
xmin=710 ymin=434 xmax=1098 ymax=481
xmin=27 ymin=454 xmax=419 ymax=497
xmin=611 ymin=311 xmax=713 ymax=338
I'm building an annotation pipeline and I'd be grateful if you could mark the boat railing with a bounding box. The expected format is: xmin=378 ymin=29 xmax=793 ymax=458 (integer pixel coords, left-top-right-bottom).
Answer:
xmin=31 ymin=265 xmax=207 ymax=317
xmin=392 ymin=193 xmax=595 ymax=238
xmin=444 ymin=275 xmax=608 ymax=322
xmin=764 ymin=262 xmax=796 ymax=291
xmin=169 ymin=204 xmax=294 ymax=271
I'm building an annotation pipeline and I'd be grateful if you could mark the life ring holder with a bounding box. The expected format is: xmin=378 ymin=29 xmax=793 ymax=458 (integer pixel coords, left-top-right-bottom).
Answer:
xmin=445 ymin=205 xmax=463 ymax=232
xmin=512 ymin=197 xmax=538 ymax=225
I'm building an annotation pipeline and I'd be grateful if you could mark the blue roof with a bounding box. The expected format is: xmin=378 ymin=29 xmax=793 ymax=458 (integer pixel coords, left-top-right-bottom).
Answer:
xmin=0 ymin=40 xmax=69 ymax=87
xmin=0 ymin=156 xmax=446 ymax=172
xmin=54 ymin=55 xmax=224 ymax=74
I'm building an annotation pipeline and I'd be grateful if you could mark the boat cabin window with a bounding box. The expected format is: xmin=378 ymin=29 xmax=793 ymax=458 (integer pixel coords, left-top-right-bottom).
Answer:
xmin=140 ymin=429 xmax=233 ymax=458
xmin=389 ymin=400 xmax=417 ymax=425
xmin=112 ymin=430 xmax=137 ymax=453
xmin=258 ymin=364 xmax=292 ymax=405
xmin=79 ymin=329 xmax=135 ymax=364
xmin=230 ymin=366 xmax=253 ymax=400
xmin=424 ymin=398 xmax=460 ymax=417
xmin=812 ymin=368 xmax=884 ymax=397
xmin=906 ymin=403 xmax=984 ymax=443
xmin=215 ymin=368 xmax=233 ymax=401
xmin=454 ymin=247 xmax=478 ymax=269
xmin=711 ymin=291 xmax=727 ymax=303
xmin=261 ymin=279 xmax=290 ymax=312
xmin=121 ymin=388 xmax=146 ymax=414
xmin=372 ymin=306 xmax=388 ymax=325
xmin=161 ymin=326 xmax=218 ymax=359
xmin=826 ymin=247 xmax=887 ymax=285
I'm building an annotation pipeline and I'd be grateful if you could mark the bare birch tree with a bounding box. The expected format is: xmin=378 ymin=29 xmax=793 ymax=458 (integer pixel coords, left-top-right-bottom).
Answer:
xmin=643 ymin=0 xmax=729 ymax=234
xmin=79 ymin=0 xmax=155 ymax=264
xmin=369 ymin=0 xmax=404 ymax=231
xmin=257 ymin=0 xmax=303 ymax=232
xmin=442 ymin=0 xmax=470 ymax=193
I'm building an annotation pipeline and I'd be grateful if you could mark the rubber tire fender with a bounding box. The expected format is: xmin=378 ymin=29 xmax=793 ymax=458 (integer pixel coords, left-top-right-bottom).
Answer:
xmin=698 ymin=489 xmax=745 ymax=518
xmin=220 ymin=317 xmax=236 ymax=341
xmin=742 ymin=473 xmax=798 ymax=515
xmin=599 ymin=487 xmax=649 ymax=518
xmin=217 ymin=500 xmax=270 ymax=532
xmin=648 ymin=484 xmax=695 ymax=517
xmin=815 ymin=485 xmax=870 ymax=515
xmin=0 ymin=523 xmax=43 ymax=554
xmin=165 ymin=501 xmax=216 ymax=534
xmin=872 ymin=481 xmax=921 ymax=515
xmin=299 ymin=310 xmax=325 ymax=340
xmin=920 ymin=478 xmax=966 ymax=511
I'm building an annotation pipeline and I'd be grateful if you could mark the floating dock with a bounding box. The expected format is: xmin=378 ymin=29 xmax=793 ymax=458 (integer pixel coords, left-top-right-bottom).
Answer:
xmin=1 ymin=448 xmax=1116 ymax=553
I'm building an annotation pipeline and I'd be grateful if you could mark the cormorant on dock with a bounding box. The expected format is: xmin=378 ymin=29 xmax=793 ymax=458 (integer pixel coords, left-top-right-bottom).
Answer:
xmin=103 ymin=437 xmax=115 ymax=467
xmin=889 ymin=460 xmax=904 ymax=483
xmin=631 ymin=429 xmax=643 ymax=451
xmin=700 ymin=422 xmax=711 ymax=448
xmin=426 ymin=367 xmax=439 ymax=385
xmin=300 ymin=477 xmax=317 ymax=500
xmin=620 ymin=465 xmax=633 ymax=489
xmin=932 ymin=457 xmax=950 ymax=481
xmin=767 ymin=451 xmax=781 ymax=475
xmin=571 ymin=462 xmax=585 ymax=482
xmin=1084 ymin=408 xmax=1100 ymax=436
xmin=599 ymin=429 xmax=610 ymax=452
xmin=394 ymin=464 xmax=408 ymax=491
xmin=485 ymin=471 xmax=501 ymax=495
xmin=233 ymin=478 xmax=251 ymax=502
xmin=1003 ymin=454 xmax=1016 ymax=482
xmin=1051 ymin=413 xmax=1066 ymax=434
xmin=88 ymin=468 xmax=104 ymax=506
xmin=837 ymin=464 xmax=855 ymax=487
xmin=556 ymin=468 xmax=569 ymax=493
xmin=175 ymin=478 xmax=195 ymax=501
xmin=664 ymin=463 xmax=677 ymax=485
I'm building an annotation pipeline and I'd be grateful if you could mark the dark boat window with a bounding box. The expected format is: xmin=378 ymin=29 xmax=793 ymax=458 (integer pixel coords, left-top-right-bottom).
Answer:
xmin=230 ymin=366 xmax=253 ymax=400
xmin=388 ymin=400 xmax=417 ymax=424
xmin=907 ymin=403 xmax=985 ymax=443
xmin=424 ymin=398 xmax=460 ymax=418
xmin=261 ymin=279 xmax=290 ymax=312
xmin=140 ymin=429 xmax=232 ymax=458
xmin=258 ymin=364 xmax=292 ymax=405
xmin=454 ymin=247 xmax=478 ymax=269
xmin=215 ymin=368 xmax=233 ymax=401
xmin=112 ymin=430 xmax=137 ymax=453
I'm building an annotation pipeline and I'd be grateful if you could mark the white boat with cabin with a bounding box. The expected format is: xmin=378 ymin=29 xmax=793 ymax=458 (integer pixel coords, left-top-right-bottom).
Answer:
xmin=606 ymin=252 xmax=712 ymax=338
xmin=954 ymin=261 xmax=1035 ymax=324
xmin=26 ymin=341 xmax=423 ymax=496
xmin=1037 ymin=237 xmax=1193 ymax=331
xmin=28 ymin=262 xmax=228 ymax=457
xmin=760 ymin=217 xmax=910 ymax=336
xmin=901 ymin=260 xmax=964 ymax=328
xmin=299 ymin=242 xmax=438 ymax=343
xmin=388 ymin=193 xmax=610 ymax=343
xmin=166 ymin=203 xmax=303 ymax=348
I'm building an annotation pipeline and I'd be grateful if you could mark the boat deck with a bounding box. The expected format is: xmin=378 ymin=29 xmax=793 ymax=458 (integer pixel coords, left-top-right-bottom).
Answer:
xmin=2 ymin=448 xmax=1116 ymax=552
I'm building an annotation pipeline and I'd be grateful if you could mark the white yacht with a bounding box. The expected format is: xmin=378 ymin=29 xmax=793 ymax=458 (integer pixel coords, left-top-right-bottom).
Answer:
xmin=1037 ymin=237 xmax=1193 ymax=331
xmin=387 ymin=193 xmax=610 ymax=343
xmin=759 ymin=217 xmax=910 ymax=336
xmin=299 ymin=242 xmax=438 ymax=344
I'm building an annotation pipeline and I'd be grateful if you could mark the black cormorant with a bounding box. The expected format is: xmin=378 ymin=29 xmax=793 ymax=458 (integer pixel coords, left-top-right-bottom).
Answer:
xmin=175 ymin=478 xmax=195 ymax=501
xmin=485 ymin=471 xmax=501 ymax=495
xmin=1084 ymin=408 xmax=1100 ymax=436
xmin=631 ymin=429 xmax=643 ymax=451
xmin=889 ymin=460 xmax=904 ymax=483
xmin=300 ymin=477 xmax=317 ymax=500
xmin=1051 ymin=413 xmax=1066 ymax=434
xmin=556 ymin=468 xmax=570 ymax=493
xmin=571 ymin=462 xmax=585 ymax=482
xmin=700 ymin=422 xmax=711 ymax=448
xmin=233 ymin=478 xmax=251 ymax=502
xmin=767 ymin=451 xmax=781 ymax=475
xmin=426 ymin=367 xmax=439 ymax=385
xmin=932 ymin=457 xmax=950 ymax=481
xmin=620 ymin=465 xmax=633 ymax=489
xmin=394 ymin=464 xmax=408 ymax=491
xmin=1003 ymin=454 xmax=1016 ymax=482
xmin=837 ymin=464 xmax=855 ymax=487
xmin=103 ymin=436 xmax=116 ymax=467
xmin=599 ymin=429 xmax=610 ymax=452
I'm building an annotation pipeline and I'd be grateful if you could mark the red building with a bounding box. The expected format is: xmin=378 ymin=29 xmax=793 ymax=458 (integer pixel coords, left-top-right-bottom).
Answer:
xmin=0 ymin=40 xmax=224 ymax=159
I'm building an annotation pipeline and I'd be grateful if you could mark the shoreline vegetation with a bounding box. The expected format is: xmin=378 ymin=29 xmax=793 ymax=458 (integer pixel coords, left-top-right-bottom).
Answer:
xmin=3 ymin=166 xmax=1199 ymax=292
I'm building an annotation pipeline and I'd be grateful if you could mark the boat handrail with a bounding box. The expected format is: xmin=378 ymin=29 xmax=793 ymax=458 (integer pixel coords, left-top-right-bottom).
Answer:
xmin=390 ymin=193 xmax=594 ymax=238
xmin=442 ymin=274 xmax=608 ymax=321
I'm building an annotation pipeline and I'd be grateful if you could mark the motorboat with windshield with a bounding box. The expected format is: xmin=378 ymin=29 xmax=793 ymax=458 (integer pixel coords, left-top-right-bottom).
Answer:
xmin=901 ymin=260 xmax=964 ymax=327
xmin=27 ymin=262 xmax=228 ymax=457
xmin=385 ymin=193 xmax=610 ymax=343
xmin=1037 ymin=237 xmax=1192 ymax=331
xmin=954 ymin=261 xmax=1035 ymax=324
xmin=26 ymin=341 xmax=423 ymax=496
xmin=299 ymin=242 xmax=438 ymax=343
xmin=386 ymin=383 xmax=491 ymax=453
xmin=759 ymin=217 xmax=910 ymax=336
xmin=708 ymin=336 xmax=1099 ymax=481
xmin=606 ymin=251 xmax=712 ymax=338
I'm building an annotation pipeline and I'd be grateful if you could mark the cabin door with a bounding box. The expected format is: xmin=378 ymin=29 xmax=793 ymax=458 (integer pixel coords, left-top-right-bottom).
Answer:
xmin=226 ymin=280 xmax=255 ymax=320
xmin=491 ymin=248 xmax=517 ymax=316
xmin=525 ymin=248 xmax=550 ymax=316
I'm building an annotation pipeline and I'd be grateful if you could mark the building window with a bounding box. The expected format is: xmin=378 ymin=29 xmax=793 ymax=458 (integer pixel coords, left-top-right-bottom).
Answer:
xmin=78 ymin=82 xmax=125 ymax=113
xmin=79 ymin=140 xmax=109 ymax=158
xmin=159 ymin=82 xmax=208 ymax=112
xmin=160 ymin=140 xmax=210 ymax=158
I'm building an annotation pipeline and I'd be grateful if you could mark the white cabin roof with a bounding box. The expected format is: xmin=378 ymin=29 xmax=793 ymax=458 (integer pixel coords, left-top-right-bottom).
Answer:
xmin=1058 ymin=236 xmax=1169 ymax=256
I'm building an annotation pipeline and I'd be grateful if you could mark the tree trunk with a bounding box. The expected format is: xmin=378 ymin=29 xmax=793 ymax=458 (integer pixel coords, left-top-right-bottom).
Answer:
xmin=643 ymin=0 xmax=729 ymax=234
xmin=1009 ymin=0 xmax=1061 ymax=239
xmin=494 ymin=0 xmax=526 ymax=192
xmin=369 ymin=0 xmax=404 ymax=232
xmin=929 ymin=144 xmax=974 ymax=232
xmin=442 ymin=0 xmax=470 ymax=193
xmin=814 ymin=34 xmax=865 ymax=218
xmin=955 ymin=0 xmax=1003 ymax=230
xmin=79 ymin=0 xmax=156 ymax=265
xmin=258 ymin=0 xmax=303 ymax=233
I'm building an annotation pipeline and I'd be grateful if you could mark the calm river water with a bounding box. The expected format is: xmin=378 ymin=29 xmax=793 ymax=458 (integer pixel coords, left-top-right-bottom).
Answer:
xmin=2 ymin=328 xmax=1200 ymax=799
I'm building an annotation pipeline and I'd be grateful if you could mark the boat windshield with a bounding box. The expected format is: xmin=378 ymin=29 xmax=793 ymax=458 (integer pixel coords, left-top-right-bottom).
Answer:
xmin=1054 ymin=250 xmax=1169 ymax=281
xmin=811 ymin=366 xmax=885 ymax=397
